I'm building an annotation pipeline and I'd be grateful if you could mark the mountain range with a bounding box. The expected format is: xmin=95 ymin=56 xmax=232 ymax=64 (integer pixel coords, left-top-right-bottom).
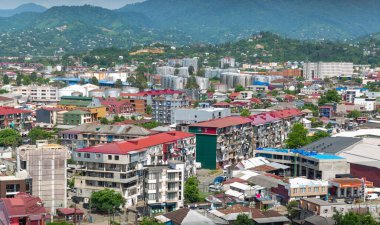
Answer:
xmin=0 ymin=3 xmax=46 ymax=17
xmin=2 ymin=0 xmax=380 ymax=56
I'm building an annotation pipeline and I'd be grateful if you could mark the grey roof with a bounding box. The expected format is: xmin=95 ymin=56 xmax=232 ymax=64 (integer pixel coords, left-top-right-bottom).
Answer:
xmin=254 ymin=216 xmax=290 ymax=224
xmin=301 ymin=198 xmax=343 ymax=206
xmin=267 ymin=162 xmax=290 ymax=170
xmin=62 ymin=123 xmax=152 ymax=136
xmin=304 ymin=215 xmax=335 ymax=225
xmin=302 ymin=137 xmax=362 ymax=154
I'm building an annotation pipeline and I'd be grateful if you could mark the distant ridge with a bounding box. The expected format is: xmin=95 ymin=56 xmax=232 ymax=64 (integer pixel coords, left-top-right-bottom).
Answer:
xmin=0 ymin=3 xmax=47 ymax=17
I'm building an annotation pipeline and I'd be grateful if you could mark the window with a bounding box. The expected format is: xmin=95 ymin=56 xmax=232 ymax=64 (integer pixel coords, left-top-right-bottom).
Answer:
xmin=6 ymin=184 xmax=20 ymax=193
xmin=168 ymin=173 xmax=176 ymax=181
xmin=322 ymin=187 xmax=326 ymax=192
xmin=301 ymin=188 xmax=306 ymax=193
xmin=95 ymin=154 xmax=101 ymax=159
xmin=84 ymin=153 xmax=90 ymax=159
xmin=314 ymin=187 xmax=319 ymax=192
xmin=148 ymin=173 xmax=157 ymax=180
xmin=108 ymin=155 xmax=112 ymax=160
xmin=115 ymin=156 xmax=119 ymax=161
xmin=308 ymin=187 xmax=311 ymax=192
xmin=148 ymin=194 xmax=156 ymax=200
xmin=77 ymin=153 xmax=81 ymax=158
xmin=120 ymin=174 xmax=127 ymax=179
xmin=148 ymin=183 xmax=156 ymax=190
xmin=293 ymin=188 xmax=297 ymax=194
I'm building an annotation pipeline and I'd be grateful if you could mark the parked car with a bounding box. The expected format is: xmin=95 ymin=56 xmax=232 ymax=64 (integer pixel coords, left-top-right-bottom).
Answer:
xmin=344 ymin=197 xmax=353 ymax=204
xmin=366 ymin=193 xmax=379 ymax=200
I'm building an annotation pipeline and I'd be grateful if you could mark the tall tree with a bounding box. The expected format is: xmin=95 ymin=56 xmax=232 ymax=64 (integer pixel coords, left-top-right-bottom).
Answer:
xmin=2 ymin=75 xmax=9 ymax=85
xmin=16 ymin=74 xmax=22 ymax=86
xmin=348 ymin=110 xmax=362 ymax=119
xmin=285 ymin=123 xmax=309 ymax=148
xmin=28 ymin=127 xmax=53 ymax=144
xmin=90 ymin=76 xmax=99 ymax=86
xmin=30 ymin=72 xmax=37 ymax=82
xmin=184 ymin=177 xmax=202 ymax=204
xmin=333 ymin=212 xmax=378 ymax=225
xmin=114 ymin=79 xmax=123 ymax=89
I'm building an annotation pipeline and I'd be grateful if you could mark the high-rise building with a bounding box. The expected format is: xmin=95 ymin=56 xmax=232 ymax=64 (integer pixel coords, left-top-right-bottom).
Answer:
xmin=303 ymin=62 xmax=353 ymax=80
xmin=152 ymin=91 xmax=189 ymax=124
xmin=11 ymin=85 xmax=59 ymax=103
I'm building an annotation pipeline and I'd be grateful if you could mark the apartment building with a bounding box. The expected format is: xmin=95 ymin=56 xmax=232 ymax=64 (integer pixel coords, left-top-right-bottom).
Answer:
xmin=58 ymin=96 xmax=107 ymax=120
xmin=0 ymin=96 xmax=16 ymax=107
xmin=35 ymin=107 xmax=64 ymax=127
xmin=220 ymin=72 xmax=253 ymax=89
xmin=73 ymin=131 xmax=196 ymax=207
xmin=152 ymin=91 xmax=189 ymax=124
xmin=254 ymin=148 xmax=349 ymax=180
xmin=63 ymin=110 xmax=92 ymax=125
xmin=99 ymin=98 xmax=135 ymax=115
xmin=273 ymin=177 xmax=328 ymax=203
xmin=220 ymin=57 xmax=236 ymax=68
xmin=353 ymin=98 xmax=376 ymax=111
xmin=182 ymin=57 xmax=198 ymax=72
xmin=0 ymin=106 xmax=32 ymax=130
xmin=12 ymin=85 xmax=59 ymax=102
xmin=19 ymin=141 xmax=70 ymax=214
xmin=143 ymin=161 xmax=185 ymax=214
xmin=174 ymin=106 xmax=231 ymax=131
xmin=303 ymin=62 xmax=354 ymax=80
xmin=189 ymin=116 xmax=254 ymax=169
xmin=160 ymin=75 xmax=187 ymax=90
xmin=60 ymin=123 xmax=152 ymax=149
xmin=249 ymin=109 xmax=305 ymax=148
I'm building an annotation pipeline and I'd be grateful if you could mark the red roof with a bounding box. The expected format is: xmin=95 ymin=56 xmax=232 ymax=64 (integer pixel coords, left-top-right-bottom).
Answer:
xmin=100 ymin=98 xmax=133 ymax=107
xmin=213 ymin=102 xmax=230 ymax=107
xmin=40 ymin=107 xmax=64 ymax=112
xmin=249 ymin=109 xmax=303 ymax=125
xmin=250 ymin=98 xmax=262 ymax=104
xmin=121 ymin=89 xmax=183 ymax=97
xmin=76 ymin=131 xmax=194 ymax=155
xmin=229 ymin=92 xmax=240 ymax=99
xmin=1 ymin=193 xmax=47 ymax=217
xmin=189 ymin=116 xmax=251 ymax=128
xmin=0 ymin=107 xmax=31 ymax=116
xmin=57 ymin=208 xmax=84 ymax=215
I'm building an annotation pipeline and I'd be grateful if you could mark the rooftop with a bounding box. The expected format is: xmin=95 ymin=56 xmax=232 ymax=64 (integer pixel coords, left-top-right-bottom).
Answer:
xmin=0 ymin=107 xmax=31 ymax=116
xmin=76 ymin=131 xmax=194 ymax=155
xmin=256 ymin=148 xmax=345 ymax=160
xmin=302 ymin=137 xmax=362 ymax=154
xmin=61 ymin=123 xmax=151 ymax=136
xmin=189 ymin=116 xmax=251 ymax=128
xmin=0 ymin=193 xmax=46 ymax=217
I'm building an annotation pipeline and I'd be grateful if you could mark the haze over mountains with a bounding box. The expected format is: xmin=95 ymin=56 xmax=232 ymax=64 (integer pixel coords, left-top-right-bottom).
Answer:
xmin=2 ymin=0 xmax=380 ymax=55
xmin=0 ymin=3 xmax=46 ymax=17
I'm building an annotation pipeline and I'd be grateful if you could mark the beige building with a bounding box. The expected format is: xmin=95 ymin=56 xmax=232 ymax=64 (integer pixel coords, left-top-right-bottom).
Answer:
xmin=19 ymin=141 xmax=70 ymax=214
xmin=12 ymin=85 xmax=59 ymax=102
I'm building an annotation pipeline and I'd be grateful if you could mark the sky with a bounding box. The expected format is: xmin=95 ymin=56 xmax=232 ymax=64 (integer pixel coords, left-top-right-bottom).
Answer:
xmin=0 ymin=0 xmax=145 ymax=9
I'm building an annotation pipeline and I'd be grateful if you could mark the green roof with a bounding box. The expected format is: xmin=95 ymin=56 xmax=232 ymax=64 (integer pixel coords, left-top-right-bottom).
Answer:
xmin=61 ymin=96 xmax=93 ymax=101
xmin=65 ymin=110 xmax=90 ymax=115
xmin=58 ymin=100 xmax=91 ymax=107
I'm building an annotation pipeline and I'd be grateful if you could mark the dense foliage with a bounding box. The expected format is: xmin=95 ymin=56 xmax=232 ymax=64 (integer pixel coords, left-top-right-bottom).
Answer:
xmin=184 ymin=177 xmax=202 ymax=204
xmin=0 ymin=129 xmax=22 ymax=147
xmin=286 ymin=123 xmax=330 ymax=148
xmin=333 ymin=212 xmax=379 ymax=225
xmin=90 ymin=189 xmax=125 ymax=213
xmin=140 ymin=217 xmax=165 ymax=225
xmin=234 ymin=213 xmax=253 ymax=225
xmin=28 ymin=127 xmax=53 ymax=144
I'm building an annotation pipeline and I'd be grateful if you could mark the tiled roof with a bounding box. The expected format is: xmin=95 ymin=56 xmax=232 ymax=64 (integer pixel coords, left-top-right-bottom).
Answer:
xmin=162 ymin=208 xmax=190 ymax=224
xmin=61 ymin=123 xmax=152 ymax=136
xmin=0 ymin=107 xmax=31 ymax=116
xmin=189 ymin=116 xmax=251 ymax=128
xmin=57 ymin=208 xmax=84 ymax=215
xmin=0 ymin=96 xmax=13 ymax=102
xmin=1 ymin=193 xmax=46 ymax=217
xmin=76 ymin=131 xmax=194 ymax=154
xmin=249 ymin=108 xmax=303 ymax=126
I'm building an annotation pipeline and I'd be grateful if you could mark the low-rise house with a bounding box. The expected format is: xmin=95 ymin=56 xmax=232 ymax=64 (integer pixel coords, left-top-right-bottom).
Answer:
xmin=329 ymin=178 xmax=373 ymax=199
xmin=0 ymin=96 xmax=16 ymax=107
xmin=0 ymin=171 xmax=32 ymax=198
xmin=100 ymin=98 xmax=135 ymax=115
xmin=156 ymin=208 xmax=216 ymax=225
xmin=58 ymin=96 xmax=106 ymax=120
xmin=35 ymin=107 xmax=64 ymax=128
xmin=0 ymin=193 xmax=49 ymax=225
xmin=272 ymin=177 xmax=328 ymax=203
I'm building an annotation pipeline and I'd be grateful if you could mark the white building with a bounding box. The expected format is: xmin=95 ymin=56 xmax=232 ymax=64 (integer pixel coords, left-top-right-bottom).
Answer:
xmin=195 ymin=77 xmax=209 ymax=90
xmin=182 ymin=58 xmax=198 ymax=72
xmin=303 ymin=62 xmax=354 ymax=80
xmin=156 ymin=66 xmax=176 ymax=76
xmin=220 ymin=57 xmax=236 ymax=68
xmin=354 ymin=98 xmax=376 ymax=111
xmin=12 ymin=85 xmax=59 ymax=102
xmin=58 ymin=84 xmax=99 ymax=98
xmin=173 ymin=107 xmax=231 ymax=125
xmin=160 ymin=75 xmax=186 ymax=90
xmin=220 ymin=72 xmax=253 ymax=89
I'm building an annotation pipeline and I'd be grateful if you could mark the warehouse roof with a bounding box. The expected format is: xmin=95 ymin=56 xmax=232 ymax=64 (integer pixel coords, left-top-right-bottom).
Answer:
xmin=302 ymin=137 xmax=362 ymax=154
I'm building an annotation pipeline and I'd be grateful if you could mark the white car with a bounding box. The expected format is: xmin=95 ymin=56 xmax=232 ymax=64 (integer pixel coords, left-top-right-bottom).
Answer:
xmin=366 ymin=193 xmax=379 ymax=200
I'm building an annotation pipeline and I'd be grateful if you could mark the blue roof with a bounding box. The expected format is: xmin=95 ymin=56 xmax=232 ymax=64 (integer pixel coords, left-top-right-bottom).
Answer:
xmin=256 ymin=148 xmax=344 ymax=160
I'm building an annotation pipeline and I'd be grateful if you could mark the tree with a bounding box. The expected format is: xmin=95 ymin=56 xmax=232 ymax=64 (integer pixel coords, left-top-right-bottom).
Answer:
xmin=2 ymin=75 xmax=9 ymax=85
xmin=22 ymin=76 xmax=31 ymax=85
xmin=114 ymin=79 xmax=123 ymax=89
xmin=30 ymin=72 xmax=37 ymax=82
xmin=90 ymin=189 xmax=124 ymax=213
xmin=90 ymin=76 xmax=99 ymax=86
xmin=0 ymin=129 xmax=22 ymax=147
xmin=235 ymin=85 xmax=245 ymax=92
xmin=318 ymin=89 xmax=341 ymax=106
xmin=140 ymin=217 xmax=165 ymax=225
xmin=16 ymin=74 xmax=22 ymax=86
xmin=185 ymin=76 xmax=199 ymax=89
xmin=79 ymin=78 xmax=86 ymax=85
xmin=234 ymin=213 xmax=253 ymax=225
xmin=286 ymin=201 xmax=299 ymax=220
xmin=146 ymin=105 xmax=152 ymax=115
xmin=348 ymin=110 xmax=362 ymax=119
xmin=240 ymin=109 xmax=251 ymax=117
xmin=333 ymin=211 xmax=378 ymax=225
xmin=127 ymin=65 xmax=148 ymax=90
xmin=100 ymin=117 xmax=109 ymax=124
xmin=188 ymin=66 xmax=195 ymax=75
xmin=28 ymin=127 xmax=53 ymax=144
xmin=285 ymin=123 xmax=308 ymax=148
xmin=307 ymin=131 xmax=330 ymax=143
xmin=184 ymin=177 xmax=202 ymax=203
